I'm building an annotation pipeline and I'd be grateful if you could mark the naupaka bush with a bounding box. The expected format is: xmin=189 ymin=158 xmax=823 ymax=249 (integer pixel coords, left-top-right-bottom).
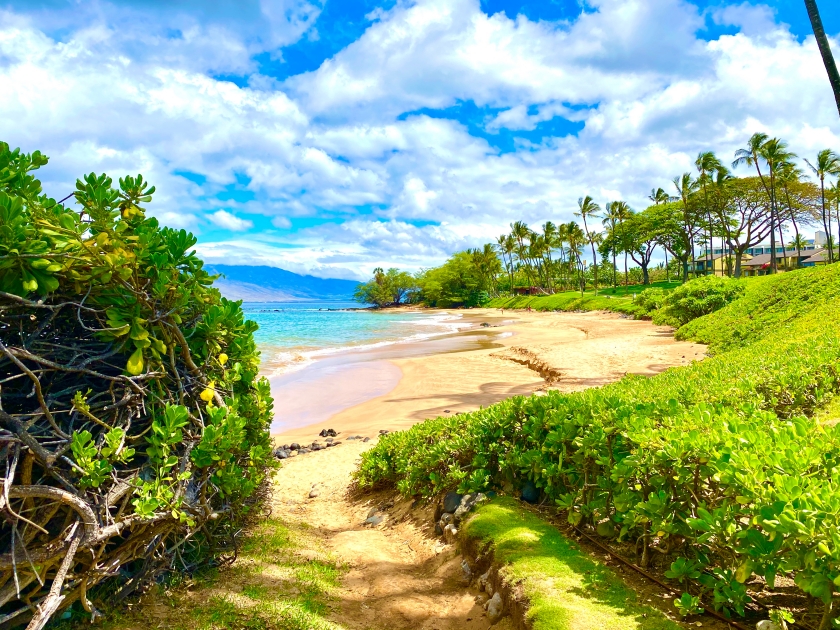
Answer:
xmin=0 ymin=143 xmax=273 ymax=628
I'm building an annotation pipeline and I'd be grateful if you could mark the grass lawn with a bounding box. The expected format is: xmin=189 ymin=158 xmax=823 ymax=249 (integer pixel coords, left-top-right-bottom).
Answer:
xmin=463 ymin=497 xmax=682 ymax=630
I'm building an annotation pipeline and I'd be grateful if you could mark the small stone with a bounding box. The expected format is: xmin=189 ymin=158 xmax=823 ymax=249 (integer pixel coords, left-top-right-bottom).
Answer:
xmin=486 ymin=592 xmax=504 ymax=624
xmin=363 ymin=437 xmax=370 ymax=442
xmin=756 ymin=622 xmax=780 ymax=630
xmin=379 ymin=429 xmax=389 ymax=435
xmin=440 ymin=512 xmax=455 ymax=527
xmin=444 ymin=409 xmax=451 ymax=413
xmin=347 ymin=436 xmax=356 ymax=440
xmin=274 ymin=449 xmax=288 ymax=459
xmin=290 ymin=442 xmax=300 ymax=451
xmin=434 ymin=522 xmax=443 ymax=536
xmin=443 ymin=492 xmax=463 ymax=513
xmin=365 ymin=513 xmax=385 ymax=526
xmin=309 ymin=488 xmax=320 ymax=498
xmin=282 ymin=444 xmax=290 ymax=450
xmin=443 ymin=523 xmax=458 ymax=544
xmin=460 ymin=559 xmax=472 ymax=584
xmin=319 ymin=428 xmax=337 ymax=437
xmin=325 ymin=437 xmax=334 ymax=444
xmin=478 ymin=569 xmax=492 ymax=593
xmin=298 ymin=448 xmax=310 ymax=454
xmin=367 ymin=507 xmax=381 ymax=518
xmin=521 ymin=480 xmax=539 ymax=504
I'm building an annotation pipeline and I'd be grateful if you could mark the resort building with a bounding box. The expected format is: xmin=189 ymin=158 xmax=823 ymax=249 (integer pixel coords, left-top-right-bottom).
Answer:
xmin=695 ymin=232 xmax=829 ymax=276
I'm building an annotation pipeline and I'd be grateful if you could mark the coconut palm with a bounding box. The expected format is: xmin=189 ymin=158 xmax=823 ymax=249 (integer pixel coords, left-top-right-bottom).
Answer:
xmin=778 ymin=161 xmax=808 ymax=267
xmin=673 ymin=172 xmax=700 ymax=275
xmin=696 ymin=151 xmax=725 ymax=273
xmin=759 ymin=139 xmax=797 ymax=266
xmin=648 ymin=188 xmax=670 ymax=205
xmin=575 ymin=196 xmax=602 ymax=294
xmin=602 ymin=202 xmax=621 ymax=287
xmin=495 ymin=234 xmax=516 ymax=294
xmin=565 ymin=221 xmax=587 ymax=295
xmin=607 ymin=200 xmax=632 ymax=285
xmin=804 ymin=149 xmax=840 ymax=263
xmin=805 ymin=0 xmax=840 ymax=120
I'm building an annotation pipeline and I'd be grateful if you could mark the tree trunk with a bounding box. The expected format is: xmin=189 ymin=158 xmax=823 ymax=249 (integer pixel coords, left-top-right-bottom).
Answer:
xmin=806 ymin=0 xmax=840 ymax=120
xmin=642 ymin=262 xmax=650 ymax=285
xmin=735 ymin=251 xmax=743 ymax=278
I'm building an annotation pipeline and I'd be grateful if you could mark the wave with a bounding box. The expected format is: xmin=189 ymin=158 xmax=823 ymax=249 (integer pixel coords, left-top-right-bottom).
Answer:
xmin=260 ymin=312 xmax=472 ymax=377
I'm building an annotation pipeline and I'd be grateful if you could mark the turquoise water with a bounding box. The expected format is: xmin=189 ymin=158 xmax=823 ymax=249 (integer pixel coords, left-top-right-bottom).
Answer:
xmin=242 ymin=301 xmax=465 ymax=374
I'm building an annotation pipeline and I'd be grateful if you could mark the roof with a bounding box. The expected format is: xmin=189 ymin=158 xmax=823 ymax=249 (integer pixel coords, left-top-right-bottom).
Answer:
xmin=741 ymin=250 xmax=817 ymax=267
xmin=802 ymin=249 xmax=836 ymax=264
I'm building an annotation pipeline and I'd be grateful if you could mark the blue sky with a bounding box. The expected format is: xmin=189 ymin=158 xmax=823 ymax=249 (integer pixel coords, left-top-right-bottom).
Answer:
xmin=2 ymin=0 xmax=839 ymax=278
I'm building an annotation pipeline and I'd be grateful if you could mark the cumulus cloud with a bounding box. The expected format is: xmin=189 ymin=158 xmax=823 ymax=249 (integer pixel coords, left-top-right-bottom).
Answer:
xmin=209 ymin=210 xmax=254 ymax=231
xmin=1 ymin=0 xmax=839 ymax=278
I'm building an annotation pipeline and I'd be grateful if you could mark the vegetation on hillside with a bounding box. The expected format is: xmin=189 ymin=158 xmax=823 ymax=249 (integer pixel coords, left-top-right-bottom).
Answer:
xmin=0 ymin=143 xmax=273 ymax=627
xmin=356 ymin=263 xmax=840 ymax=629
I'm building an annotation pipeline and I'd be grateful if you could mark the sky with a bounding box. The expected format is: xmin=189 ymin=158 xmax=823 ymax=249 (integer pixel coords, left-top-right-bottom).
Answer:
xmin=1 ymin=0 xmax=839 ymax=280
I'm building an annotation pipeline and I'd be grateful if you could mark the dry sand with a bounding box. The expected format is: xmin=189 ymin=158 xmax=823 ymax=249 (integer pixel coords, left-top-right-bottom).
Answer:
xmin=273 ymin=309 xmax=706 ymax=443
xmin=266 ymin=310 xmax=707 ymax=629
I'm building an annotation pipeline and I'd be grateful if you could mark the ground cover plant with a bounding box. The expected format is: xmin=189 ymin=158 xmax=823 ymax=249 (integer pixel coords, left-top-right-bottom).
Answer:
xmin=463 ymin=497 xmax=681 ymax=630
xmin=357 ymin=263 xmax=840 ymax=629
xmin=53 ymin=517 xmax=344 ymax=630
xmin=0 ymin=143 xmax=273 ymax=628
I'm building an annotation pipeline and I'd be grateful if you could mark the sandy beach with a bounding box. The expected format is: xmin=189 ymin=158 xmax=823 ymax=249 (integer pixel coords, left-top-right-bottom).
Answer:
xmin=271 ymin=309 xmax=706 ymax=443
xmin=262 ymin=310 xmax=707 ymax=629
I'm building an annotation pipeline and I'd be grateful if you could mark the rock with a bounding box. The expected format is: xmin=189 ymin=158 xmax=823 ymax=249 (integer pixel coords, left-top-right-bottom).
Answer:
xmin=367 ymin=507 xmax=381 ymax=518
xmin=379 ymin=429 xmax=389 ymax=435
xmin=460 ymin=559 xmax=472 ymax=584
xmin=298 ymin=448 xmax=310 ymax=454
xmin=485 ymin=592 xmax=504 ymax=624
xmin=756 ymin=622 xmax=780 ymax=630
xmin=347 ymin=436 xmax=356 ymax=440
xmin=440 ymin=512 xmax=455 ymax=527
xmin=309 ymin=488 xmax=320 ymax=498
xmin=478 ymin=569 xmax=492 ymax=593
xmin=521 ymin=480 xmax=539 ymax=504
xmin=434 ymin=522 xmax=443 ymax=536
xmin=443 ymin=492 xmax=463 ymax=513
xmin=433 ymin=502 xmax=443 ymax=523
xmin=365 ymin=513 xmax=385 ymax=526
xmin=319 ymin=428 xmax=337 ymax=437
xmin=325 ymin=437 xmax=334 ymax=444
xmin=290 ymin=442 xmax=300 ymax=451
xmin=274 ymin=449 xmax=288 ymax=459
xmin=481 ymin=322 xmax=490 ymax=327
xmin=282 ymin=444 xmax=290 ymax=450
xmin=443 ymin=523 xmax=458 ymax=544
xmin=363 ymin=437 xmax=370 ymax=442
xmin=288 ymin=450 xmax=298 ymax=457
xmin=327 ymin=440 xmax=341 ymax=447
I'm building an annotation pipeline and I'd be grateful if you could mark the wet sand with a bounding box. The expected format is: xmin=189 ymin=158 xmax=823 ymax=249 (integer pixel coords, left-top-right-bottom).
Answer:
xmin=271 ymin=309 xmax=706 ymax=443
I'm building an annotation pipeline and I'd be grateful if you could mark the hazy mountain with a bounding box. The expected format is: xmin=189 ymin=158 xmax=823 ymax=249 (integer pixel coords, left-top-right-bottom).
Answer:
xmin=206 ymin=265 xmax=360 ymax=302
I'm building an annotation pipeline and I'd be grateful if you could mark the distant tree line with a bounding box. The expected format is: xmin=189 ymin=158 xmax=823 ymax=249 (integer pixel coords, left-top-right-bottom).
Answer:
xmin=355 ymin=134 xmax=840 ymax=307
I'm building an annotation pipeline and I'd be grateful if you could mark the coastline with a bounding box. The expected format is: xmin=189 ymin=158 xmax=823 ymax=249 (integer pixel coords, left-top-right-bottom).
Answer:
xmin=270 ymin=308 xmax=706 ymax=443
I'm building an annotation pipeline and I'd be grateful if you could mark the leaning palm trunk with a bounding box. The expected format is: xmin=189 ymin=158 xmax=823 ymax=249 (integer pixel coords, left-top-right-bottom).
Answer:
xmin=806 ymin=0 xmax=840 ymax=119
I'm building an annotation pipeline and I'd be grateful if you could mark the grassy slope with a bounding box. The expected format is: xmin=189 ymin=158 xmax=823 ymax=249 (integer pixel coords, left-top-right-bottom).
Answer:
xmin=464 ymin=498 xmax=681 ymax=630
xmin=486 ymin=281 xmax=682 ymax=317
xmin=58 ymin=517 xmax=346 ymax=630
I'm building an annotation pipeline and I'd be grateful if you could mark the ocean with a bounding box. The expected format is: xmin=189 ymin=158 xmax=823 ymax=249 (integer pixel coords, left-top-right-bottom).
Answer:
xmin=242 ymin=301 xmax=469 ymax=376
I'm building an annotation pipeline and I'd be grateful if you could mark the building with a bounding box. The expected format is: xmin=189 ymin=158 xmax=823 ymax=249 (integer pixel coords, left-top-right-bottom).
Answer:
xmin=690 ymin=253 xmax=746 ymax=276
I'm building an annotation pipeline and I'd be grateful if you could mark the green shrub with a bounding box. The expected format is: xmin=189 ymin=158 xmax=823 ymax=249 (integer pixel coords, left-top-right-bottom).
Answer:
xmin=652 ymin=275 xmax=744 ymax=327
xmin=356 ymin=265 xmax=840 ymax=623
xmin=0 ymin=143 xmax=273 ymax=626
xmin=633 ymin=287 xmax=667 ymax=317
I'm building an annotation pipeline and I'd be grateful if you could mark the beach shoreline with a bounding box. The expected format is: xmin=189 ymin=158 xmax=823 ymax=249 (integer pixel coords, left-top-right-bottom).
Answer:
xmin=270 ymin=309 xmax=706 ymax=444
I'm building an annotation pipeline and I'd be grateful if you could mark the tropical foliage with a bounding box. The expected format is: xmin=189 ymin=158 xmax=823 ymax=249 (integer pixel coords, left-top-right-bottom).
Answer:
xmin=0 ymin=143 xmax=273 ymax=627
xmin=353 ymin=267 xmax=417 ymax=307
xmin=356 ymin=263 xmax=840 ymax=629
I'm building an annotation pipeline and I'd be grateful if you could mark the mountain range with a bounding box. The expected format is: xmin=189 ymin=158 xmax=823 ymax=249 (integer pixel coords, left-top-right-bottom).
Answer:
xmin=205 ymin=265 xmax=361 ymax=302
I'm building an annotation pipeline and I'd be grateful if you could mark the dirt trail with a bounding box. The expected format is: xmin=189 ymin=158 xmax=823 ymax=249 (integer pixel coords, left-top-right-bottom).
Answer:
xmin=272 ymin=439 xmax=508 ymax=630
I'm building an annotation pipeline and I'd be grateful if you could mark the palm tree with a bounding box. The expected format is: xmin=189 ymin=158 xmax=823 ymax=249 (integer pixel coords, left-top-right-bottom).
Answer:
xmin=804 ymin=149 xmax=840 ymax=263
xmin=760 ymin=139 xmax=797 ymax=267
xmin=805 ymin=0 xmax=840 ymax=120
xmin=496 ymin=234 xmax=516 ymax=294
xmin=734 ymin=134 xmax=778 ymax=272
xmin=602 ymin=203 xmax=620 ymax=287
xmin=648 ymin=187 xmax=670 ymax=205
xmin=608 ymin=200 xmax=631 ymax=285
xmin=673 ymin=173 xmax=700 ymax=276
xmin=575 ymin=196 xmax=602 ymax=295
xmin=696 ymin=151 xmax=725 ymax=274
xmin=565 ymin=221 xmax=587 ymax=295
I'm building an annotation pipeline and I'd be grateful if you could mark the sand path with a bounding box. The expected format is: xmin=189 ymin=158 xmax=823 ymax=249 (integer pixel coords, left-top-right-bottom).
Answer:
xmin=270 ymin=311 xmax=706 ymax=628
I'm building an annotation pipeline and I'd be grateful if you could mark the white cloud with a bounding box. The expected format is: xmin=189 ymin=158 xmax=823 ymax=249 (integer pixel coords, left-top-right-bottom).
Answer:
xmin=209 ymin=210 xmax=254 ymax=231
xmin=2 ymin=0 xmax=840 ymax=279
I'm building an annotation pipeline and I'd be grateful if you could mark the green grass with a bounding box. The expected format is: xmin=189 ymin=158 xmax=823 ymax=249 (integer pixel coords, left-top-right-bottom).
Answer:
xmin=463 ymin=497 xmax=681 ymax=630
xmin=55 ymin=517 xmax=346 ymax=630
xmin=486 ymin=281 xmax=683 ymax=317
